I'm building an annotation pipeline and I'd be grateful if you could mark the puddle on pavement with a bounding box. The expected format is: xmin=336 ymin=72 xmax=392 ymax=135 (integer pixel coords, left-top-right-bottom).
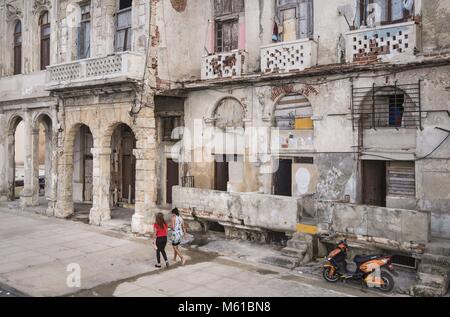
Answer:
xmin=67 ymin=248 xmax=219 ymax=297
xmin=67 ymin=231 xmax=281 ymax=297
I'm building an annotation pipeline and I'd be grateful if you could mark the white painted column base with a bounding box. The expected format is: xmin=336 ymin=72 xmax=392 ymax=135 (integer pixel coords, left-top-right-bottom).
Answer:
xmin=131 ymin=213 xmax=153 ymax=235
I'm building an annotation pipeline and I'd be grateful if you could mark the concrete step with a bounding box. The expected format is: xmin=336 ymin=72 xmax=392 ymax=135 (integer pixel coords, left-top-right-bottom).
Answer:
xmin=420 ymin=263 xmax=450 ymax=276
xmin=417 ymin=272 xmax=449 ymax=290
xmin=287 ymin=240 xmax=310 ymax=250
xmin=411 ymin=285 xmax=448 ymax=297
xmin=421 ymin=253 xmax=450 ymax=267
xmin=281 ymin=247 xmax=307 ymax=259
xmin=259 ymin=255 xmax=299 ymax=270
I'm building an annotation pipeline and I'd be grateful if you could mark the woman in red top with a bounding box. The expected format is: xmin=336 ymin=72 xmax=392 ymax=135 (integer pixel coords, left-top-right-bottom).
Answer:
xmin=153 ymin=213 xmax=169 ymax=268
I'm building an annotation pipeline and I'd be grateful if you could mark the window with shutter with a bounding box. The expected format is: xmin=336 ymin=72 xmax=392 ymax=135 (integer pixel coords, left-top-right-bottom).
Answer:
xmin=214 ymin=0 xmax=244 ymax=53
xmin=78 ymin=3 xmax=91 ymax=59
xmin=387 ymin=162 xmax=415 ymax=197
xmin=276 ymin=0 xmax=313 ymax=41
xmin=14 ymin=21 xmax=22 ymax=75
xmin=115 ymin=0 xmax=132 ymax=52
xmin=39 ymin=12 xmax=50 ymax=70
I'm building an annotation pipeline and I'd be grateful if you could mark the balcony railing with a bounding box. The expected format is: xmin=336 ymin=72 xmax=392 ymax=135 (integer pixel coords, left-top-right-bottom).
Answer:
xmin=46 ymin=52 xmax=145 ymax=90
xmin=261 ymin=38 xmax=318 ymax=74
xmin=345 ymin=21 xmax=420 ymax=64
xmin=201 ymin=50 xmax=248 ymax=80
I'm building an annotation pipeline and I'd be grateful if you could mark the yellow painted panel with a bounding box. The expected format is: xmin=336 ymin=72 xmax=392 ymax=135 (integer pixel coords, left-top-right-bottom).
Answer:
xmin=295 ymin=118 xmax=313 ymax=130
xmin=296 ymin=224 xmax=318 ymax=235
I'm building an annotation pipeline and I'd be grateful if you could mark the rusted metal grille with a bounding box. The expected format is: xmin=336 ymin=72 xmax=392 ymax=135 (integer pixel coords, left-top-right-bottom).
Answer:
xmin=181 ymin=176 xmax=194 ymax=188
xmin=352 ymin=81 xmax=422 ymax=130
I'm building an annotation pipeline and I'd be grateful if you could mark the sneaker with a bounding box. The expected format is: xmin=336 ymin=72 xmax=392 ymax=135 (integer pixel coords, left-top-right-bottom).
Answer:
xmin=155 ymin=264 xmax=161 ymax=268
xmin=165 ymin=261 xmax=170 ymax=268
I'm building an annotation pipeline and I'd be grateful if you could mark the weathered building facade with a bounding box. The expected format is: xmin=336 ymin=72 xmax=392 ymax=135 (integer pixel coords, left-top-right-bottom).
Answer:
xmin=0 ymin=0 xmax=158 ymax=233
xmin=152 ymin=0 xmax=450 ymax=284
xmin=0 ymin=0 xmax=449 ymax=295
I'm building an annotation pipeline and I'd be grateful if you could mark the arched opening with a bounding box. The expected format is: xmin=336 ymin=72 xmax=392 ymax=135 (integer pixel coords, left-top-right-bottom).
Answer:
xmin=359 ymin=86 xmax=418 ymax=129
xmin=109 ymin=123 xmax=136 ymax=225
xmin=13 ymin=20 xmax=22 ymax=75
xmin=212 ymin=98 xmax=245 ymax=192
xmin=34 ymin=114 xmax=53 ymax=208
xmin=272 ymin=93 xmax=314 ymax=197
xmin=39 ymin=11 xmax=50 ymax=70
xmin=10 ymin=117 xmax=24 ymax=201
xmin=72 ymin=124 xmax=94 ymax=223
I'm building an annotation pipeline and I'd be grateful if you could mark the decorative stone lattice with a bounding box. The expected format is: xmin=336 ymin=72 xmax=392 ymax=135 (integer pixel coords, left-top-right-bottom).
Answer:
xmin=49 ymin=63 xmax=81 ymax=82
xmin=261 ymin=39 xmax=317 ymax=74
xmin=347 ymin=22 xmax=418 ymax=63
xmin=86 ymin=55 xmax=122 ymax=77
xmin=202 ymin=51 xmax=247 ymax=80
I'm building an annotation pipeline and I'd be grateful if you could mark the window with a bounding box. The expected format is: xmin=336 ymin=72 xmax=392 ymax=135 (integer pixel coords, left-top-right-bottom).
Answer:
xmin=359 ymin=0 xmax=414 ymax=26
xmin=78 ymin=3 xmax=91 ymax=59
xmin=162 ymin=116 xmax=182 ymax=141
xmin=39 ymin=11 xmax=51 ymax=70
xmin=214 ymin=0 xmax=244 ymax=53
xmin=275 ymin=94 xmax=313 ymax=130
xmin=14 ymin=21 xmax=22 ymax=75
xmin=276 ymin=0 xmax=313 ymax=41
xmin=387 ymin=161 xmax=415 ymax=197
xmin=353 ymin=83 xmax=421 ymax=130
xmin=115 ymin=0 xmax=132 ymax=52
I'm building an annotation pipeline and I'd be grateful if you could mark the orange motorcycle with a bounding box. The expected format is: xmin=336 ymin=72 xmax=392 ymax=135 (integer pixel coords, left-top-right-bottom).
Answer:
xmin=322 ymin=240 xmax=397 ymax=293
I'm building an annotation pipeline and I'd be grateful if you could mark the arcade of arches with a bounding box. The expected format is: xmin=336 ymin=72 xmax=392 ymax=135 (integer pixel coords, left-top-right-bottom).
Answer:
xmin=0 ymin=103 xmax=158 ymax=235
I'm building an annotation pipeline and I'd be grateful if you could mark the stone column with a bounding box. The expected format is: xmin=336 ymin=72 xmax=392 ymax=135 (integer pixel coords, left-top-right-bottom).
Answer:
xmin=131 ymin=109 xmax=157 ymax=234
xmin=46 ymin=127 xmax=58 ymax=216
xmin=132 ymin=146 xmax=157 ymax=234
xmin=30 ymin=128 xmax=40 ymax=207
xmin=55 ymin=146 xmax=75 ymax=219
xmin=0 ymin=113 xmax=8 ymax=201
xmin=20 ymin=112 xmax=34 ymax=208
xmin=6 ymin=132 xmax=15 ymax=201
xmin=89 ymin=147 xmax=112 ymax=226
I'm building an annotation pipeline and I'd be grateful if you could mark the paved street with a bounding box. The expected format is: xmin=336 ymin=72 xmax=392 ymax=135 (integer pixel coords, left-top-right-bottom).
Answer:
xmin=0 ymin=207 xmax=377 ymax=297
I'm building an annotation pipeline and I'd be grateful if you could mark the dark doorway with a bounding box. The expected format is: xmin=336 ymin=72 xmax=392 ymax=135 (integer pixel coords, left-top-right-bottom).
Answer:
xmin=111 ymin=124 xmax=136 ymax=205
xmin=274 ymin=159 xmax=292 ymax=197
xmin=166 ymin=159 xmax=179 ymax=204
xmin=214 ymin=155 xmax=229 ymax=192
xmin=122 ymin=154 xmax=136 ymax=203
xmin=362 ymin=160 xmax=387 ymax=207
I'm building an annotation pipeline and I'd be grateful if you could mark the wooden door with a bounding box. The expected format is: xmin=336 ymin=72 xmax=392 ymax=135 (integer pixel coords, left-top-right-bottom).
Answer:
xmin=214 ymin=157 xmax=229 ymax=192
xmin=166 ymin=159 xmax=179 ymax=204
xmin=362 ymin=160 xmax=387 ymax=207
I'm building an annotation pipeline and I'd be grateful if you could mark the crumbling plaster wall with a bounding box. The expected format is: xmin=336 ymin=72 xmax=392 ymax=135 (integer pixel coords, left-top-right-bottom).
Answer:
xmin=317 ymin=201 xmax=431 ymax=247
xmin=422 ymin=0 xmax=450 ymax=54
xmin=172 ymin=185 xmax=302 ymax=233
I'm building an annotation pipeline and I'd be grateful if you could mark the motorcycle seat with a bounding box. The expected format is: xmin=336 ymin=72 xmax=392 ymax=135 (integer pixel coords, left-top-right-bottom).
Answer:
xmin=353 ymin=255 xmax=381 ymax=264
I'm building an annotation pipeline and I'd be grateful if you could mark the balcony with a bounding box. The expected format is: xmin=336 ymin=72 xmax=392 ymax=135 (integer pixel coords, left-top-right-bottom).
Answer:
xmin=261 ymin=39 xmax=318 ymax=74
xmin=201 ymin=50 xmax=248 ymax=80
xmin=46 ymin=52 xmax=145 ymax=91
xmin=345 ymin=21 xmax=420 ymax=64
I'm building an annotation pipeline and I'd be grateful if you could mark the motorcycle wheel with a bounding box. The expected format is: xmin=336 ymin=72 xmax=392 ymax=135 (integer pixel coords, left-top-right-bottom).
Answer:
xmin=323 ymin=267 xmax=340 ymax=283
xmin=379 ymin=271 xmax=395 ymax=293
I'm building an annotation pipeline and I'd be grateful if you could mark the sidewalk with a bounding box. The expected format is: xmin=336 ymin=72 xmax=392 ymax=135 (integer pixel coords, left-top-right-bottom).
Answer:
xmin=0 ymin=206 xmax=383 ymax=297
